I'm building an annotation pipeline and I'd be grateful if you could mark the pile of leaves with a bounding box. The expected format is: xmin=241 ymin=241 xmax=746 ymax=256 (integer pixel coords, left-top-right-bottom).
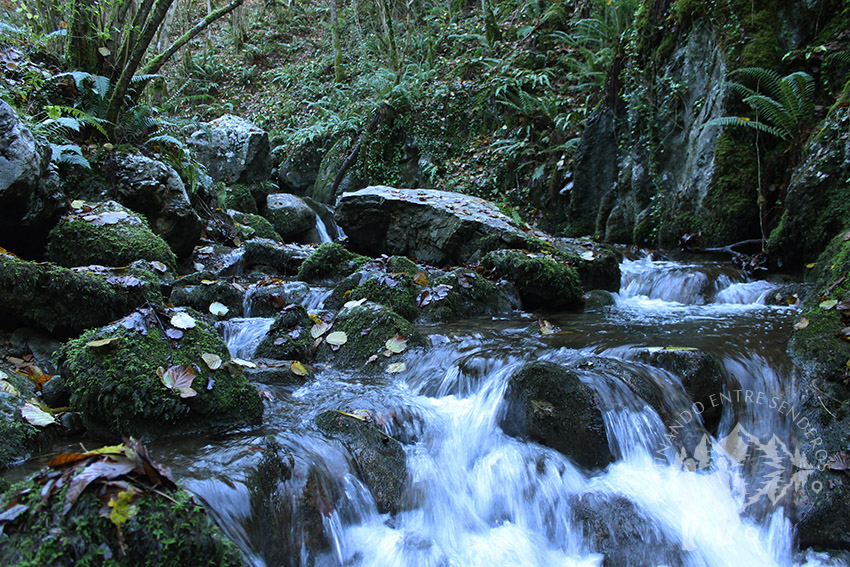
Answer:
xmin=0 ymin=440 xmax=176 ymax=551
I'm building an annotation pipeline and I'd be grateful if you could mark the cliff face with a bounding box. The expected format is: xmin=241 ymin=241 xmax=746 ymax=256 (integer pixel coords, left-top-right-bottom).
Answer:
xmin=564 ymin=0 xmax=849 ymax=249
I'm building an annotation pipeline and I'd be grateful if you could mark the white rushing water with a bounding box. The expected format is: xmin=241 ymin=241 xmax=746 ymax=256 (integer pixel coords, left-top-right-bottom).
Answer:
xmin=199 ymin=254 xmax=838 ymax=567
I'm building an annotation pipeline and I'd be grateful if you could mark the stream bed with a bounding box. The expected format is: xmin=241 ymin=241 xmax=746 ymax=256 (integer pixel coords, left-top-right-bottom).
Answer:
xmin=138 ymin=254 xmax=840 ymax=566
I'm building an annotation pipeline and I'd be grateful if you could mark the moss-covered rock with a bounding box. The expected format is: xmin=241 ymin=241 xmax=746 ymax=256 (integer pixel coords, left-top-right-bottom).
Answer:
xmin=169 ymin=280 xmax=244 ymax=319
xmin=482 ymin=249 xmax=583 ymax=310
xmin=0 ymin=253 xmax=153 ymax=337
xmin=501 ymin=361 xmax=612 ymax=469
xmin=263 ymin=193 xmax=316 ymax=239
xmin=243 ymin=282 xmax=309 ymax=317
xmin=296 ymin=242 xmax=369 ymax=283
xmin=59 ymin=308 xmax=263 ymax=439
xmin=318 ymin=302 xmax=422 ymax=368
xmin=242 ymin=238 xmax=313 ymax=275
xmin=316 ymin=410 xmax=407 ymax=514
xmin=230 ymin=210 xmax=283 ymax=242
xmin=224 ymin=183 xmax=259 ymax=214
xmin=0 ymin=464 xmax=244 ymax=567
xmin=583 ymin=290 xmax=616 ymax=310
xmin=254 ymin=305 xmax=313 ymax=361
xmin=419 ymin=268 xmax=517 ymax=322
xmin=329 ymin=260 xmax=420 ymax=321
xmin=46 ymin=201 xmax=177 ymax=270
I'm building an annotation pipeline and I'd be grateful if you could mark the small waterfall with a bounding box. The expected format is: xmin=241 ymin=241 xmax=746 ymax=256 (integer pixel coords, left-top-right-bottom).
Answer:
xmin=315 ymin=216 xmax=333 ymax=244
xmin=301 ymin=287 xmax=332 ymax=312
xmin=218 ymin=317 xmax=274 ymax=359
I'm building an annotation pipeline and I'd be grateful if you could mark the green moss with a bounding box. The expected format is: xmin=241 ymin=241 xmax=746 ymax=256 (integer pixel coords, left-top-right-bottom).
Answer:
xmin=0 ymin=478 xmax=244 ymax=567
xmin=0 ymin=254 xmax=152 ymax=337
xmin=59 ymin=315 xmax=263 ymax=439
xmin=0 ymin=393 xmax=43 ymax=470
xmin=420 ymin=269 xmax=511 ymax=322
xmin=254 ymin=305 xmax=313 ymax=360
xmin=321 ymin=303 xmax=422 ymax=367
xmin=169 ymin=282 xmax=243 ymax=319
xmin=297 ymin=242 xmax=369 ymax=282
xmin=225 ymin=183 xmax=259 ymax=214
xmin=482 ymin=249 xmax=582 ymax=310
xmin=46 ymin=204 xmax=177 ymax=271
xmin=346 ymin=275 xmax=419 ymax=322
xmin=231 ymin=211 xmax=283 ymax=241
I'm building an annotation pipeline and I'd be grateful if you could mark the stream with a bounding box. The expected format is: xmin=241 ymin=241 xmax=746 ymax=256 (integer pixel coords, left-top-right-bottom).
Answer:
xmin=148 ymin=252 xmax=842 ymax=567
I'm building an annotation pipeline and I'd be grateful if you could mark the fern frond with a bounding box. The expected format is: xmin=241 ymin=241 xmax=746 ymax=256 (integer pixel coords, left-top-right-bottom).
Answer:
xmin=45 ymin=105 xmax=109 ymax=138
xmin=703 ymin=116 xmax=787 ymax=139
xmin=743 ymin=94 xmax=792 ymax=139
xmin=730 ymin=67 xmax=783 ymax=95
xmin=50 ymin=144 xmax=90 ymax=169
xmin=145 ymin=134 xmax=184 ymax=149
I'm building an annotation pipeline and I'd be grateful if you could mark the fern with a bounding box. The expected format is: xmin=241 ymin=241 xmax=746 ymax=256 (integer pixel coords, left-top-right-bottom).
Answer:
xmin=50 ymin=144 xmax=90 ymax=169
xmin=43 ymin=105 xmax=109 ymax=138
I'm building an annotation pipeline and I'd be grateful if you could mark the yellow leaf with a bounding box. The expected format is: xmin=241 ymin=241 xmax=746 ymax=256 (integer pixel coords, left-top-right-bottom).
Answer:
xmin=201 ymin=353 xmax=223 ymax=370
xmin=806 ymin=263 xmax=816 ymax=269
xmin=70 ymin=200 xmax=85 ymax=209
xmin=820 ymin=299 xmax=839 ymax=310
xmin=794 ymin=317 xmax=810 ymax=331
xmin=108 ymin=488 xmax=138 ymax=527
xmin=385 ymin=335 xmax=408 ymax=354
xmin=326 ymin=331 xmax=348 ymax=346
xmin=311 ymin=321 xmax=331 ymax=339
xmin=413 ymin=271 xmax=429 ymax=287
xmin=290 ymin=360 xmax=308 ymax=376
xmin=387 ymin=362 xmax=406 ymax=373
xmin=86 ymin=337 xmax=120 ymax=349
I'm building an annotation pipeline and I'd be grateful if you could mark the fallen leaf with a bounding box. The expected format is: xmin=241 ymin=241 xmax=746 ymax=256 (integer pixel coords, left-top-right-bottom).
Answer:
xmin=201 ymin=353 xmax=222 ymax=370
xmin=539 ymin=319 xmax=556 ymax=335
xmin=820 ymin=299 xmax=839 ymax=310
xmin=170 ymin=312 xmax=196 ymax=329
xmin=86 ymin=337 xmax=120 ymax=349
xmin=107 ymin=488 xmax=138 ymax=527
xmin=0 ymin=379 xmax=19 ymax=396
xmin=794 ymin=317 xmax=810 ymax=331
xmin=231 ymin=358 xmax=257 ymax=368
xmin=385 ymin=335 xmax=408 ymax=354
xmin=70 ymin=200 xmax=85 ymax=209
xmin=98 ymin=46 xmax=110 ymax=56
xmin=806 ymin=262 xmax=817 ymax=269
xmin=165 ymin=328 xmax=183 ymax=340
xmin=311 ymin=321 xmax=331 ymax=339
xmin=150 ymin=261 xmax=167 ymax=273
xmin=413 ymin=271 xmax=429 ymax=286
xmin=209 ymin=302 xmax=229 ymax=316
xmin=326 ymin=331 xmax=348 ymax=346
xmin=290 ymin=361 xmax=308 ymax=376
xmin=21 ymin=401 xmax=57 ymax=427
xmin=63 ymin=460 xmax=135 ymax=515
xmin=580 ymin=250 xmax=594 ymax=261
xmin=343 ymin=298 xmax=367 ymax=309
xmin=157 ymin=365 xmax=197 ymax=398
xmin=200 ymin=279 xmax=216 ymax=286
xmin=365 ymin=354 xmax=378 ymax=364
xmin=387 ymin=362 xmax=406 ymax=373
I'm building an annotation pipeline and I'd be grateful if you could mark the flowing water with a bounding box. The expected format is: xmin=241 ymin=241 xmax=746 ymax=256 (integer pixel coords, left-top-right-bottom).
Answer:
xmin=151 ymin=253 xmax=844 ymax=567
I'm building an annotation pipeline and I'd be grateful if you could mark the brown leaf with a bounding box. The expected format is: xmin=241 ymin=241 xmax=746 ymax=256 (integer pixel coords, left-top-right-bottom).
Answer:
xmin=63 ymin=460 xmax=135 ymax=515
xmin=157 ymin=365 xmax=197 ymax=398
xmin=48 ymin=453 xmax=92 ymax=469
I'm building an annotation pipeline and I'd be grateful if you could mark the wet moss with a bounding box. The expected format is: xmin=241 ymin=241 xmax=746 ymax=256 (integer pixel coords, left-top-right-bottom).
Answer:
xmin=0 ymin=254 xmax=152 ymax=337
xmin=297 ymin=243 xmax=369 ymax=283
xmin=420 ymin=269 xmax=512 ymax=322
xmin=224 ymin=183 xmax=259 ymax=214
xmin=482 ymin=249 xmax=582 ymax=310
xmin=0 ymin=393 xmax=43 ymax=471
xmin=59 ymin=314 xmax=263 ymax=440
xmin=254 ymin=305 xmax=313 ymax=360
xmin=169 ymin=281 xmax=243 ymax=319
xmin=46 ymin=203 xmax=177 ymax=271
xmin=230 ymin=211 xmax=282 ymax=242
xmin=343 ymin=274 xmax=419 ymax=322
xmin=319 ymin=303 xmax=422 ymax=367
xmin=0 ymin=478 xmax=244 ymax=567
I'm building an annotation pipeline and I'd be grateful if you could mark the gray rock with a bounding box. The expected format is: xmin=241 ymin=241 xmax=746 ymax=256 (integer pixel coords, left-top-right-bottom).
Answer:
xmin=571 ymin=493 xmax=683 ymax=567
xmin=188 ymin=114 xmax=271 ymax=184
xmin=8 ymin=327 xmax=62 ymax=374
xmin=113 ymin=154 xmax=203 ymax=259
xmin=501 ymin=361 xmax=613 ymax=469
xmin=169 ymin=280 xmax=244 ymax=319
xmin=277 ymin=142 xmax=324 ymax=194
xmin=309 ymin=138 xmax=359 ymax=204
xmin=243 ymin=238 xmax=313 ymax=275
xmin=0 ymin=101 xmax=64 ymax=256
xmin=335 ymin=186 xmax=526 ymax=266
xmin=244 ymin=282 xmax=309 ymax=317
xmin=263 ymin=193 xmax=316 ymax=239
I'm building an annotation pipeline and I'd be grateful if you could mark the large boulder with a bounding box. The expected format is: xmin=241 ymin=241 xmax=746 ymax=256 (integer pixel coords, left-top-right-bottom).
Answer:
xmin=0 ymin=101 xmax=64 ymax=258
xmin=263 ymin=193 xmax=316 ymax=239
xmin=188 ymin=114 xmax=271 ymax=184
xmin=277 ymin=140 xmax=325 ymax=195
xmin=46 ymin=201 xmax=177 ymax=270
xmin=112 ymin=154 xmax=203 ymax=259
xmin=501 ymin=361 xmax=612 ymax=469
xmin=482 ymin=249 xmax=583 ymax=310
xmin=0 ymin=252 xmax=155 ymax=337
xmin=59 ymin=307 xmax=264 ymax=439
xmin=335 ymin=186 xmax=526 ymax=266
xmin=242 ymin=238 xmax=313 ymax=274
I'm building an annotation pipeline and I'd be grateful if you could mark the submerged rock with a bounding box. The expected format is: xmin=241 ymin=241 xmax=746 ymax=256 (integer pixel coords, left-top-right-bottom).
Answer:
xmin=501 ymin=361 xmax=612 ymax=469
xmin=335 ymin=186 xmax=526 ymax=265
xmin=112 ymin=154 xmax=203 ymax=259
xmin=571 ymin=493 xmax=683 ymax=567
xmin=46 ymin=201 xmax=177 ymax=270
xmin=482 ymin=249 xmax=583 ymax=310
xmin=0 ymin=253 xmax=154 ymax=336
xmin=316 ymin=409 xmax=407 ymax=514
xmin=59 ymin=308 xmax=263 ymax=439
xmin=188 ymin=114 xmax=271 ymax=185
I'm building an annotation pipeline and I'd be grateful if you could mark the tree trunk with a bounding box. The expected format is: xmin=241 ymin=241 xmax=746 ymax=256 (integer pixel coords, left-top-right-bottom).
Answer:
xmin=330 ymin=0 xmax=345 ymax=82
xmin=65 ymin=1 xmax=100 ymax=74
